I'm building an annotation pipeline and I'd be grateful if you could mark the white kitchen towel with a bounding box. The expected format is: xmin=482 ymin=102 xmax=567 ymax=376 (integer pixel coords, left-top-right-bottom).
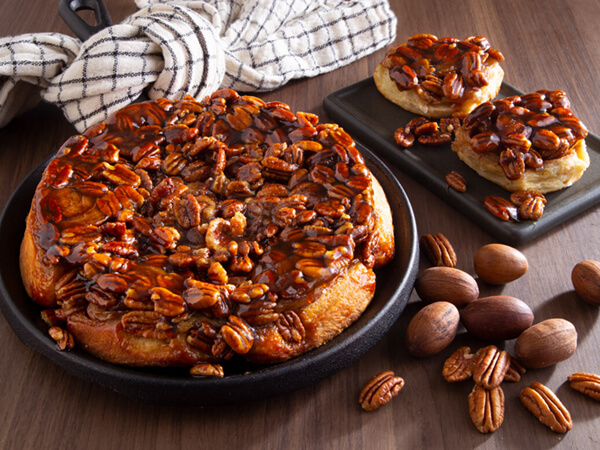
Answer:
xmin=0 ymin=0 xmax=397 ymax=132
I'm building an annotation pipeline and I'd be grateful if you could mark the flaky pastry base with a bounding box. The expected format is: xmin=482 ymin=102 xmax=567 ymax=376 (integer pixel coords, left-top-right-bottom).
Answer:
xmin=373 ymin=62 xmax=504 ymax=118
xmin=452 ymin=126 xmax=590 ymax=193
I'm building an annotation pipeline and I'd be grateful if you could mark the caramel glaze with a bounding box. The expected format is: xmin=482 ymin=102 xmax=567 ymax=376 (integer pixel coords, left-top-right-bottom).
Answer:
xmin=24 ymin=89 xmax=393 ymax=366
xmin=382 ymin=34 xmax=504 ymax=112
xmin=463 ymin=90 xmax=589 ymax=180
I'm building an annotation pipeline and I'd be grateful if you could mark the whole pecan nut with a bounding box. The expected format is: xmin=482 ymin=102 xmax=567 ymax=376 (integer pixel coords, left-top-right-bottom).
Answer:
xmin=568 ymin=372 xmax=600 ymax=401
xmin=468 ymin=384 xmax=505 ymax=433
xmin=359 ymin=370 xmax=405 ymax=411
xmin=519 ymin=382 xmax=573 ymax=433
xmin=420 ymin=232 xmax=457 ymax=267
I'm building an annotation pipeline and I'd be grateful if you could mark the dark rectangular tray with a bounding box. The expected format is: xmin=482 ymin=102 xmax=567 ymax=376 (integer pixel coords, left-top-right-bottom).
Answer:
xmin=323 ymin=77 xmax=600 ymax=245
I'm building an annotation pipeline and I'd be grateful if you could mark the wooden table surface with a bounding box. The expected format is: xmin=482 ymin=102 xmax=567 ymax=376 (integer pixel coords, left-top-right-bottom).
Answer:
xmin=1 ymin=1 xmax=599 ymax=448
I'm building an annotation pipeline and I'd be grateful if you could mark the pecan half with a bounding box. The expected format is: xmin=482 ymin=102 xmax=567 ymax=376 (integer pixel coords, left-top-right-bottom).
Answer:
xmin=510 ymin=190 xmax=546 ymax=206
xmin=519 ymin=195 xmax=546 ymax=220
xmin=483 ymin=195 xmax=519 ymax=222
xmin=48 ymin=326 xmax=75 ymax=350
xmin=121 ymin=310 xmax=174 ymax=340
xmin=218 ymin=315 xmax=254 ymax=355
xmin=190 ymin=363 xmax=225 ymax=378
xmin=418 ymin=132 xmax=451 ymax=145
xmin=445 ymin=171 xmax=467 ymax=192
xmin=277 ymin=310 xmax=306 ymax=343
xmin=568 ymin=372 xmax=600 ymax=401
xmin=359 ymin=370 xmax=405 ymax=411
xmin=503 ymin=356 xmax=526 ymax=383
xmin=472 ymin=345 xmax=510 ymax=389
xmin=420 ymin=232 xmax=457 ymax=267
xmin=440 ymin=117 xmax=461 ymax=135
xmin=394 ymin=126 xmax=415 ymax=148
xmin=468 ymin=385 xmax=505 ymax=433
xmin=519 ymin=382 xmax=573 ymax=433
xmin=442 ymin=346 xmax=478 ymax=382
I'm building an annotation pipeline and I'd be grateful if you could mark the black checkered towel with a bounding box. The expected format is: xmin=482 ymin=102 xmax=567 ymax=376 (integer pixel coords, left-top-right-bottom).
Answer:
xmin=0 ymin=0 xmax=396 ymax=132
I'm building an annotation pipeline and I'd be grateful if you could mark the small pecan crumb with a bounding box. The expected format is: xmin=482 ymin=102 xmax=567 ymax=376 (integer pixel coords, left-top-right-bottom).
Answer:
xmin=440 ymin=117 xmax=461 ymax=135
xmin=394 ymin=116 xmax=457 ymax=149
xmin=359 ymin=370 xmax=405 ymax=411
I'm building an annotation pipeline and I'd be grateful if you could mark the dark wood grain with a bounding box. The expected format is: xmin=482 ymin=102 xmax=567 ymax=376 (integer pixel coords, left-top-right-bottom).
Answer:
xmin=1 ymin=1 xmax=599 ymax=448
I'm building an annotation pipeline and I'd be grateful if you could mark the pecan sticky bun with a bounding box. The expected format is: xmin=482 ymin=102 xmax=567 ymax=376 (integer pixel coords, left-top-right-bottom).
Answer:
xmin=452 ymin=90 xmax=589 ymax=193
xmin=374 ymin=34 xmax=505 ymax=118
xmin=19 ymin=90 xmax=395 ymax=374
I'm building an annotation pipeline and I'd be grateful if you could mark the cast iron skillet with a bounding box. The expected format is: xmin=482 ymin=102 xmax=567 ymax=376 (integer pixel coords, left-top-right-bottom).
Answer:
xmin=0 ymin=0 xmax=419 ymax=405
xmin=59 ymin=0 xmax=113 ymax=41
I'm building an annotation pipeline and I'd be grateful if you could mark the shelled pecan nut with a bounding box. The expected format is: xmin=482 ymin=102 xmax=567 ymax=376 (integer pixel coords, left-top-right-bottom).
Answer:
xmin=394 ymin=126 xmax=415 ymax=148
xmin=442 ymin=346 xmax=478 ymax=382
xmin=483 ymin=195 xmax=519 ymax=222
xmin=519 ymin=382 xmax=573 ymax=433
xmin=472 ymin=345 xmax=510 ymax=389
xmin=445 ymin=171 xmax=467 ymax=192
xmin=568 ymin=372 xmax=600 ymax=401
xmin=503 ymin=356 xmax=526 ymax=383
xmin=420 ymin=232 xmax=457 ymax=267
xmin=190 ymin=363 xmax=225 ymax=378
xmin=48 ymin=326 xmax=75 ymax=350
xmin=468 ymin=384 xmax=505 ymax=433
xmin=359 ymin=370 xmax=405 ymax=411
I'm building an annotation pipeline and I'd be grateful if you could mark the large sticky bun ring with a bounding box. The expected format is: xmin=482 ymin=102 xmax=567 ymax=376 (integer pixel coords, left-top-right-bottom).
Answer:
xmin=452 ymin=90 xmax=590 ymax=193
xmin=374 ymin=34 xmax=505 ymax=118
xmin=19 ymin=90 xmax=395 ymax=372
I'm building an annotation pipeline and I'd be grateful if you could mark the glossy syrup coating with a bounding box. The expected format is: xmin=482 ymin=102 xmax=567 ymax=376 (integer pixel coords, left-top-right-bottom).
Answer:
xmin=463 ymin=90 xmax=589 ymax=180
xmin=381 ymin=34 xmax=504 ymax=106
xmin=21 ymin=89 xmax=394 ymax=370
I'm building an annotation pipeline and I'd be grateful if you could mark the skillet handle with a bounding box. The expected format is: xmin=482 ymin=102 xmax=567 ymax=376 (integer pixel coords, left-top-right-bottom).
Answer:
xmin=58 ymin=0 xmax=113 ymax=41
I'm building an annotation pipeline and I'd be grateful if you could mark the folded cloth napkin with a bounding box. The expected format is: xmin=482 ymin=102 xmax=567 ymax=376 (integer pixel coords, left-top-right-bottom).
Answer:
xmin=0 ymin=0 xmax=397 ymax=132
